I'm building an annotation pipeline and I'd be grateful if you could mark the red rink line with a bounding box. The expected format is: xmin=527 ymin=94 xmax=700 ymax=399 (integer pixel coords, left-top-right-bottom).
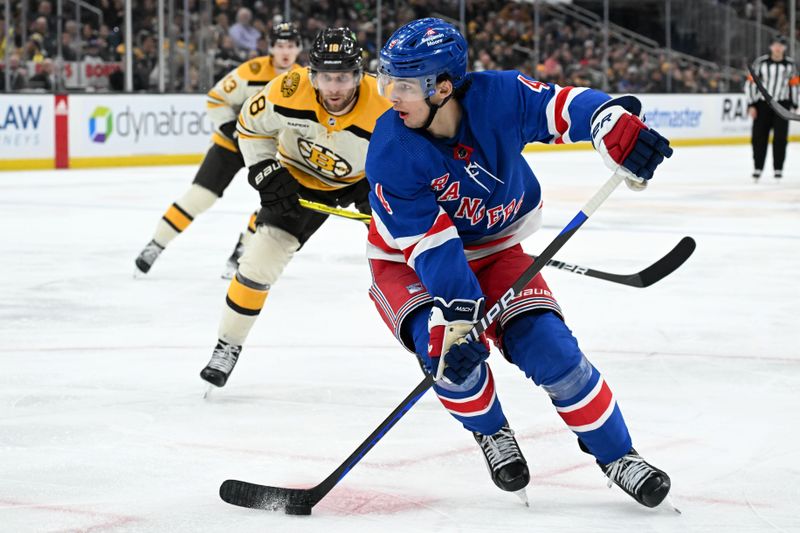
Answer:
xmin=0 ymin=499 xmax=139 ymax=532
xmin=188 ymin=433 xmax=773 ymax=511
xmin=3 ymin=344 xmax=798 ymax=364
xmin=314 ymin=487 xmax=442 ymax=516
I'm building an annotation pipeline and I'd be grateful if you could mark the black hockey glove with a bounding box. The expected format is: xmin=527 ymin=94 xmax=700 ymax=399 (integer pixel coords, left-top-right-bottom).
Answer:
xmin=337 ymin=179 xmax=372 ymax=215
xmin=248 ymin=158 xmax=302 ymax=219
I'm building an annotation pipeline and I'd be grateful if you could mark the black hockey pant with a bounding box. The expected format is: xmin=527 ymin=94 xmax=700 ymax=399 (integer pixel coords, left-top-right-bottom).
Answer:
xmin=751 ymin=100 xmax=790 ymax=171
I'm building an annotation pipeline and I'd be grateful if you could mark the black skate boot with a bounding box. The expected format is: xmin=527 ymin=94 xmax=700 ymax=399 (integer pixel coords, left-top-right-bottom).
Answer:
xmin=580 ymin=440 xmax=671 ymax=508
xmin=221 ymin=233 xmax=245 ymax=280
xmin=134 ymin=240 xmax=165 ymax=276
xmin=473 ymin=424 xmax=530 ymax=493
xmin=200 ymin=340 xmax=242 ymax=387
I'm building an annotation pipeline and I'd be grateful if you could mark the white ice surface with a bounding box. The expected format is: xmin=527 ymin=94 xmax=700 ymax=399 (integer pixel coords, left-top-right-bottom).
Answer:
xmin=1 ymin=144 xmax=799 ymax=532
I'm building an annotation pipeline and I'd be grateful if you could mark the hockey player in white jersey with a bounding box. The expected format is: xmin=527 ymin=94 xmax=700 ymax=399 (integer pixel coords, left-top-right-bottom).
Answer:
xmin=199 ymin=27 xmax=390 ymax=388
xmin=134 ymin=23 xmax=302 ymax=278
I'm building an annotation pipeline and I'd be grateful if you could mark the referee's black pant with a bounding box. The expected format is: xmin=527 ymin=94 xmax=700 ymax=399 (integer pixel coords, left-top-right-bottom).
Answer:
xmin=751 ymin=100 xmax=790 ymax=171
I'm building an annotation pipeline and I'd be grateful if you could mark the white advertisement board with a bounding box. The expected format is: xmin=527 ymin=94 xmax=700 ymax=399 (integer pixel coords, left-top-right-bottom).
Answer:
xmin=638 ymin=93 xmax=800 ymax=139
xmin=0 ymin=94 xmax=55 ymax=163
xmin=68 ymin=94 xmax=212 ymax=159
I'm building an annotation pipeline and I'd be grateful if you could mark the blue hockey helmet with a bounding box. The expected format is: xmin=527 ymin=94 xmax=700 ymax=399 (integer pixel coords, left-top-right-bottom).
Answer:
xmin=378 ymin=18 xmax=468 ymax=101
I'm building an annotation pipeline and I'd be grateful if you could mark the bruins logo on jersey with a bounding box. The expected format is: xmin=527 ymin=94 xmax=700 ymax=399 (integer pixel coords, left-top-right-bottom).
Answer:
xmin=298 ymin=139 xmax=352 ymax=178
xmin=281 ymin=72 xmax=301 ymax=97
xmin=249 ymin=61 xmax=262 ymax=74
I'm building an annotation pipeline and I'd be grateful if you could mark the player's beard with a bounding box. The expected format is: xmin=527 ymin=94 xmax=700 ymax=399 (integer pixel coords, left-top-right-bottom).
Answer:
xmin=322 ymin=87 xmax=358 ymax=114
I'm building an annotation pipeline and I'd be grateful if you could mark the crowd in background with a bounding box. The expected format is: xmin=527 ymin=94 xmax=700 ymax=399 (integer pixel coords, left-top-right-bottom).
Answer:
xmin=0 ymin=0 xmax=786 ymax=93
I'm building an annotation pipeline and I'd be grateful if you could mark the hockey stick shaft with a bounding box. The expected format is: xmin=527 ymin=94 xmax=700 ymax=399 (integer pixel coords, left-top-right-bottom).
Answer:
xmin=748 ymin=65 xmax=800 ymax=121
xmin=299 ymin=196 xmax=694 ymax=288
xmin=299 ymin=198 xmax=372 ymax=223
xmin=220 ymin=169 xmax=628 ymax=512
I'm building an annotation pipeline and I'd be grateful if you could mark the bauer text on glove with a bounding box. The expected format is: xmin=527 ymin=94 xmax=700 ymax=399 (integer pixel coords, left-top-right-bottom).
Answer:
xmin=248 ymin=158 xmax=302 ymax=218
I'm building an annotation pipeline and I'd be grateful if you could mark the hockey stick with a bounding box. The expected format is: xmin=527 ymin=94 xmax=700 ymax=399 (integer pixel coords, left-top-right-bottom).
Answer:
xmin=748 ymin=65 xmax=800 ymax=121
xmin=219 ymin=169 xmax=630 ymax=515
xmin=539 ymin=236 xmax=695 ymax=288
xmin=299 ymin=198 xmax=373 ymax=223
xmin=299 ymin=197 xmax=695 ymax=288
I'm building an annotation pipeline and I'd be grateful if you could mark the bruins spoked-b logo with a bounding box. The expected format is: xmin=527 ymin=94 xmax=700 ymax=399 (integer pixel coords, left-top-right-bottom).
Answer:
xmin=281 ymin=72 xmax=300 ymax=97
xmin=297 ymin=139 xmax=352 ymax=178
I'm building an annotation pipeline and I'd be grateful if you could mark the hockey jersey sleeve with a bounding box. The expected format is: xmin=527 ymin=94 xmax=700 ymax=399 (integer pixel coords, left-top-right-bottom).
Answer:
xmin=789 ymin=60 xmax=800 ymax=108
xmin=206 ymin=63 xmax=255 ymax=133
xmin=511 ymin=72 xmax=610 ymax=145
xmin=236 ymin=87 xmax=280 ymax=169
xmin=366 ymin=132 xmax=483 ymax=304
xmin=745 ymin=57 xmax=763 ymax=106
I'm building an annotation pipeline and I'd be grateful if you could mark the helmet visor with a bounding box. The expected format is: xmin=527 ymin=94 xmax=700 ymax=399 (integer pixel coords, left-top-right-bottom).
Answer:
xmin=310 ymin=70 xmax=361 ymax=90
xmin=377 ymin=73 xmax=434 ymax=102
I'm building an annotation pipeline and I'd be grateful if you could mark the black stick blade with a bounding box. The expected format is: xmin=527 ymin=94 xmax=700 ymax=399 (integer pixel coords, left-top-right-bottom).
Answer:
xmin=636 ymin=236 xmax=696 ymax=287
xmin=220 ymin=480 xmax=318 ymax=512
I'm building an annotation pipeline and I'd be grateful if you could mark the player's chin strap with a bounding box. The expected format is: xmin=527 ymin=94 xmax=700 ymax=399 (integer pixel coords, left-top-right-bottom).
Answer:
xmin=417 ymin=93 xmax=454 ymax=130
xmin=417 ymin=78 xmax=471 ymax=130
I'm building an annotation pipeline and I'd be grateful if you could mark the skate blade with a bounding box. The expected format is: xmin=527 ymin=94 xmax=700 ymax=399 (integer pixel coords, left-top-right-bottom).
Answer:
xmin=514 ymin=488 xmax=529 ymax=507
xmin=203 ymin=384 xmax=215 ymax=400
xmin=133 ymin=267 xmax=148 ymax=279
xmin=664 ymin=495 xmax=681 ymax=514
xmin=220 ymin=265 xmax=236 ymax=280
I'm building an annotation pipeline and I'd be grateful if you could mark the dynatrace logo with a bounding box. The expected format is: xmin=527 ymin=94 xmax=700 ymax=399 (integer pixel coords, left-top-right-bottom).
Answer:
xmin=89 ymin=106 xmax=113 ymax=143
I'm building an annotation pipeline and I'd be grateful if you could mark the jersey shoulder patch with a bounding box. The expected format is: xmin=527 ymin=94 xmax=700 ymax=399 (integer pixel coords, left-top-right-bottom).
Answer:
xmin=280 ymin=70 xmax=302 ymax=97
xmin=267 ymin=68 xmax=316 ymax=109
xmin=236 ymin=56 xmax=277 ymax=83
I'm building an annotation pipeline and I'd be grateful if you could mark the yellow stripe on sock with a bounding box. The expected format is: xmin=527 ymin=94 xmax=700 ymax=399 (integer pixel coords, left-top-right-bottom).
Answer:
xmin=163 ymin=204 xmax=193 ymax=232
xmin=227 ymin=276 xmax=268 ymax=312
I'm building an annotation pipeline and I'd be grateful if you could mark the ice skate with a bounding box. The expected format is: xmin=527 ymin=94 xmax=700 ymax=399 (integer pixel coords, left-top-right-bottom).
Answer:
xmin=473 ymin=424 xmax=530 ymax=497
xmin=134 ymin=239 xmax=164 ymax=277
xmin=597 ymin=448 xmax=671 ymax=508
xmin=752 ymin=169 xmax=762 ymax=182
xmin=221 ymin=233 xmax=245 ymax=280
xmin=774 ymin=169 xmax=783 ymax=180
xmin=200 ymin=340 xmax=241 ymax=388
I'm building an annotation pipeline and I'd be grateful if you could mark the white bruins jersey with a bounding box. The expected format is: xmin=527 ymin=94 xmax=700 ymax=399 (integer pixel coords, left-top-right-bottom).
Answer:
xmin=206 ymin=56 xmax=300 ymax=152
xmin=237 ymin=68 xmax=391 ymax=191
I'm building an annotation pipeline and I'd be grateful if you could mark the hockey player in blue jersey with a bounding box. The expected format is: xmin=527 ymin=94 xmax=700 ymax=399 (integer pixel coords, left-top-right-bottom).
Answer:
xmin=365 ymin=18 xmax=674 ymax=508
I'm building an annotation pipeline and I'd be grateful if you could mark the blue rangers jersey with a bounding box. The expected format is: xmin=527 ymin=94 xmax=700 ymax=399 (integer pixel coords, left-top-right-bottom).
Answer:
xmin=365 ymin=70 xmax=611 ymax=302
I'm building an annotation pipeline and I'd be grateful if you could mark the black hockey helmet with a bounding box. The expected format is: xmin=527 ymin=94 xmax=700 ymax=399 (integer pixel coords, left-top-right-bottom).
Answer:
xmin=270 ymin=22 xmax=301 ymax=45
xmin=309 ymin=27 xmax=363 ymax=73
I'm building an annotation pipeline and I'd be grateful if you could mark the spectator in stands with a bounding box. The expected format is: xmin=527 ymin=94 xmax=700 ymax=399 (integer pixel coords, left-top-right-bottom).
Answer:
xmin=137 ymin=32 xmax=158 ymax=87
xmin=84 ymin=39 xmax=104 ymax=62
xmin=229 ymin=7 xmax=260 ymax=53
xmin=28 ymin=58 xmax=55 ymax=91
xmin=255 ymin=36 xmax=269 ymax=58
xmin=0 ymin=17 xmax=9 ymax=60
xmin=31 ymin=16 xmax=57 ymax=57
xmin=32 ymin=1 xmax=54 ymax=32
xmin=61 ymin=31 xmax=79 ymax=61
xmin=211 ymin=12 xmax=231 ymax=46
xmin=22 ymin=34 xmax=46 ymax=63
xmin=0 ymin=53 xmax=28 ymax=91
xmin=214 ymin=34 xmax=245 ymax=80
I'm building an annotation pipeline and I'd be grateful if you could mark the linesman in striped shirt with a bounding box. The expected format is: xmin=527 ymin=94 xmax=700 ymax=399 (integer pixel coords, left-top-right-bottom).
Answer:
xmin=745 ymin=35 xmax=799 ymax=181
